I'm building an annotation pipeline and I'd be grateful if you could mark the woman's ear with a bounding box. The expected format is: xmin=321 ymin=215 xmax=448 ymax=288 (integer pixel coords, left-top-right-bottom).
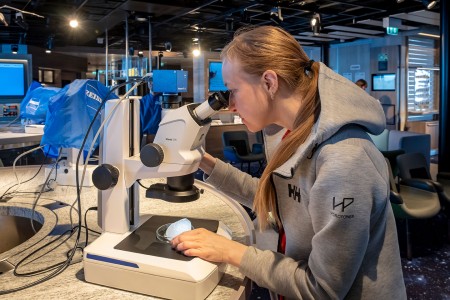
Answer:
xmin=262 ymin=70 xmax=278 ymax=98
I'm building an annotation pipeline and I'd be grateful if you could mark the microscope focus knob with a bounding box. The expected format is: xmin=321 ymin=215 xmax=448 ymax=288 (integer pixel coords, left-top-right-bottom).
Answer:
xmin=92 ymin=164 xmax=119 ymax=190
xmin=140 ymin=143 xmax=164 ymax=167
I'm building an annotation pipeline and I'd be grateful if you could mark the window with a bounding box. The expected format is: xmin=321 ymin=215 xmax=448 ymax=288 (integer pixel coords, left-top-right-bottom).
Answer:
xmin=39 ymin=69 xmax=55 ymax=84
xmin=407 ymin=37 xmax=439 ymax=115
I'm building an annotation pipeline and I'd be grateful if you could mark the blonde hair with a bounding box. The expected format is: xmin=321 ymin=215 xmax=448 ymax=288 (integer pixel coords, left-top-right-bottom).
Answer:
xmin=221 ymin=26 xmax=320 ymax=230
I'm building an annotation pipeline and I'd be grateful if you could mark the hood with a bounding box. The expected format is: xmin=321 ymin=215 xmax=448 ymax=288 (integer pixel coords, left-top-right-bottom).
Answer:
xmin=272 ymin=62 xmax=386 ymax=177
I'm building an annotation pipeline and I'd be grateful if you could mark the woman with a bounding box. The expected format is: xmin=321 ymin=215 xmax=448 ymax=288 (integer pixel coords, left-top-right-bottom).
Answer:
xmin=355 ymin=78 xmax=368 ymax=90
xmin=171 ymin=26 xmax=406 ymax=299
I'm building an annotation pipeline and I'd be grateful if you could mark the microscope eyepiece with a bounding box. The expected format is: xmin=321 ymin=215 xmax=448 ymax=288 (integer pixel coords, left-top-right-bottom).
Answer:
xmin=193 ymin=91 xmax=229 ymax=121
xmin=208 ymin=91 xmax=229 ymax=111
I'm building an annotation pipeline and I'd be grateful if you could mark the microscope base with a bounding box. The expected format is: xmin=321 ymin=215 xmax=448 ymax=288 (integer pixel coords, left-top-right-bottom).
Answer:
xmin=83 ymin=214 xmax=231 ymax=300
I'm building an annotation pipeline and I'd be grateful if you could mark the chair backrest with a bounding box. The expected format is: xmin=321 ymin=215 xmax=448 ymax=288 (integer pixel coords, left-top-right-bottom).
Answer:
xmin=396 ymin=152 xmax=432 ymax=180
xmin=369 ymin=128 xmax=389 ymax=151
xmin=388 ymin=130 xmax=431 ymax=166
xmin=222 ymin=131 xmax=251 ymax=156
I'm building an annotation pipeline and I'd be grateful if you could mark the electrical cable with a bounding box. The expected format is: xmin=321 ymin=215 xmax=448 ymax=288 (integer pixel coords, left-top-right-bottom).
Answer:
xmin=137 ymin=179 xmax=150 ymax=189
xmin=68 ymin=79 xmax=144 ymax=228
xmin=0 ymin=145 xmax=47 ymax=200
xmin=84 ymin=207 xmax=98 ymax=247
xmin=0 ymin=78 xmax=144 ymax=295
xmin=5 ymin=115 xmax=20 ymax=127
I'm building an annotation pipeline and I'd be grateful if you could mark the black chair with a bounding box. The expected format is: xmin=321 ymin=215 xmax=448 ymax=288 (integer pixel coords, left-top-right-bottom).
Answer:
xmin=386 ymin=158 xmax=441 ymax=260
xmin=396 ymin=152 xmax=450 ymax=213
xmin=222 ymin=131 xmax=265 ymax=174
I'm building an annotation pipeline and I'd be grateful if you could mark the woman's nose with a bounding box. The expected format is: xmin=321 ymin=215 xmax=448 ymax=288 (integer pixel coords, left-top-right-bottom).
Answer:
xmin=228 ymin=97 xmax=236 ymax=111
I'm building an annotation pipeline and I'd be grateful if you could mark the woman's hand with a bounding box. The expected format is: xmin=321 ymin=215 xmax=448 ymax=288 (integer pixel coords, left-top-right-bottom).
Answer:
xmin=171 ymin=228 xmax=248 ymax=267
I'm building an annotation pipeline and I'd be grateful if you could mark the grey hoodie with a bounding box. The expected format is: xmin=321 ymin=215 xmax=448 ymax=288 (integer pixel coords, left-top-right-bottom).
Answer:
xmin=205 ymin=62 xmax=406 ymax=299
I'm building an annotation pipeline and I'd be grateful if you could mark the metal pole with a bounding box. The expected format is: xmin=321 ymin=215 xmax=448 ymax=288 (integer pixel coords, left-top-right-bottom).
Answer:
xmin=439 ymin=0 xmax=449 ymax=173
xmin=105 ymin=28 xmax=109 ymax=86
xmin=125 ymin=13 xmax=129 ymax=82
xmin=148 ymin=16 xmax=152 ymax=73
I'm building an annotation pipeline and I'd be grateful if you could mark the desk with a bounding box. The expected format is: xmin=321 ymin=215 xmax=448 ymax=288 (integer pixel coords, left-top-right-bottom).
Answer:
xmin=0 ymin=166 xmax=254 ymax=299
xmin=0 ymin=125 xmax=43 ymax=150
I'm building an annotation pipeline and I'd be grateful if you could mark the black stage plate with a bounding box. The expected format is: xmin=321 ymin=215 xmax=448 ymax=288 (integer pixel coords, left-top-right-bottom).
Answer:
xmin=114 ymin=215 xmax=219 ymax=261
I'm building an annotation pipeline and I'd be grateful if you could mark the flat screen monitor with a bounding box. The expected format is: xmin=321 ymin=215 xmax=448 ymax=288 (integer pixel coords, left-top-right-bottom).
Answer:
xmin=372 ymin=73 xmax=396 ymax=91
xmin=208 ymin=61 xmax=227 ymax=92
xmin=0 ymin=59 xmax=29 ymax=98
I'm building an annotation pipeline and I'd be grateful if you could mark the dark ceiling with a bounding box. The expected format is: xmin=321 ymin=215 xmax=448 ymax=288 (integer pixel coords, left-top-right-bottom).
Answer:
xmin=0 ymin=0 xmax=441 ymax=54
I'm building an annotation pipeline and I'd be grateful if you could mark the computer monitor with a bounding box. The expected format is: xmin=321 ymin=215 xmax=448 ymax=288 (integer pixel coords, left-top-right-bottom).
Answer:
xmin=372 ymin=73 xmax=396 ymax=91
xmin=208 ymin=61 xmax=227 ymax=92
xmin=0 ymin=59 xmax=30 ymax=100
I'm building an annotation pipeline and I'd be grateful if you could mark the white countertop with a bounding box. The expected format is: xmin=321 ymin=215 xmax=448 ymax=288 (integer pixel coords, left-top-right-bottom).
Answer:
xmin=0 ymin=166 xmax=254 ymax=299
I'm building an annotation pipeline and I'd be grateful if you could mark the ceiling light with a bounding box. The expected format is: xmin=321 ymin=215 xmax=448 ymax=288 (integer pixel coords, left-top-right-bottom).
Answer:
xmin=422 ymin=0 xmax=438 ymax=9
xmin=418 ymin=32 xmax=440 ymax=38
xmin=269 ymin=7 xmax=283 ymax=24
xmin=396 ymin=0 xmax=405 ymax=3
xmin=193 ymin=49 xmax=200 ymax=57
xmin=11 ymin=44 xmax=19 ymax=54
xmin=69 ymin=18 xmax=79 ymax=28
xmin=311 ymin=13 xmax=321 ymax=36
xmin=0 ymin=12 xmax=8 ymax=26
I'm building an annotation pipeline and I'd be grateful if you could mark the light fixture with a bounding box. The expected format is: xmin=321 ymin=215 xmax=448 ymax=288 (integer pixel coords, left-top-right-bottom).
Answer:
xmin=418 ymin=32 xmax=440 ymax=38
xmin=11 ymin=44 xmax=19 ymax=54
xmin=193 ymin=48 xmax=200 ymax=57
xmin=422 ymin=0 xmax=438 ymax=9
xmin=14 ymin=12 xmax=28 ymax=30
xmin=69 ymin=18 xmax=79 ymax=28
xmin=310 ymin=13 xmax=321 ymax=36
xmin=396 ymin=0 xmax=405 ymax=3
xmin=138 ymin=50 xmax=144 ymax=57
xmin=46 ymin=36 xmax=54 ymax=54
xmin=269 ymin=6 xmax=283 ymax=24
xmin=225 ymin=17 xmax=234 ymax=31
xmin=164 ymin=41 xmax=172 ymax=52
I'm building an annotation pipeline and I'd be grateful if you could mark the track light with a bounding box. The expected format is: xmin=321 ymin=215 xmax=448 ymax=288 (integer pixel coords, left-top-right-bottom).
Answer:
xmin=164 ymin=41 xmax=172 ymax=52
xmin=422 ymin=0 xmax=438 ymax=9
xmin=310 ymin=13 xmax=321 ymax=36
xmin=14 ymin=12 xmax=28 ymax=30
xmin=269 ymin=6 xmax=283 ymax=24
xmin=225 ymin=17 xmax=234 ymax=31
xmin=46 ymin=36 xmax=54 ymax=54
xmin=11 ymin=44 xmax=19 ymax=54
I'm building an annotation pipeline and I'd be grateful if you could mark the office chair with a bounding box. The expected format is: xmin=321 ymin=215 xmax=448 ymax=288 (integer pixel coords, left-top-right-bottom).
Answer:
xmin=222 ymin=131 xmax=265 ymax=174
xmin=396 ymin=152 xmax=450 ymax=213
xmin=386 ymin=158 xmax=441 ymax=260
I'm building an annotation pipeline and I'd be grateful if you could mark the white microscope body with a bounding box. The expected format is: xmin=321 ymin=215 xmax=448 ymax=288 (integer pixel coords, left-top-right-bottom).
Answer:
xmin=83 ymin=91 xmax=230 ymax=300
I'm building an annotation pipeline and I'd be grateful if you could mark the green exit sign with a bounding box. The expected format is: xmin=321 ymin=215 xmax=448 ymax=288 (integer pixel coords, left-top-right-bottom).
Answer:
xmin=386 ymin=27 xmax=398 ymax=35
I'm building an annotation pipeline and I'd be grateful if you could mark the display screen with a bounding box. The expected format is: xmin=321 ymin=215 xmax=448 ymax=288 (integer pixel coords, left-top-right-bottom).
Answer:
xmin=372 ymin=73 xmax=396 ymax=91
xmin=208 ymin=61 xmax=227 ymax=92
xmin=0 ymin=62 xmax=26 ymax=97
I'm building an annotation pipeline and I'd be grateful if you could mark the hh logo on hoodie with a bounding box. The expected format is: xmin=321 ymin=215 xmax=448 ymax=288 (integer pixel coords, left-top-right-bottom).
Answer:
xmin=288 ymin=184 xmax=301 ymax=202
